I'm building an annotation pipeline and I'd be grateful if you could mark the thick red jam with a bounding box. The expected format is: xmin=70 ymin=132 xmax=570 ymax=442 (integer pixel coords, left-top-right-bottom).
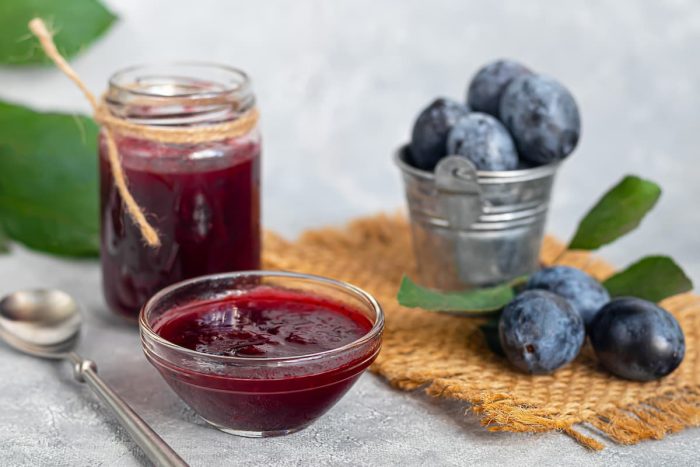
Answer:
xmin=146 ymin=287 xmax=379 ymax=435
xmin=100 ymin=135 xmax=261 ymax=319
xmin=154 ymin=290 xmax=372 ymax=358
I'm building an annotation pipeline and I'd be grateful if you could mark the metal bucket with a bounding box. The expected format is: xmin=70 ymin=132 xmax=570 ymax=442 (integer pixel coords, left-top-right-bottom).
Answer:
xmin=394 ymin=145 xmax=560 ymax=291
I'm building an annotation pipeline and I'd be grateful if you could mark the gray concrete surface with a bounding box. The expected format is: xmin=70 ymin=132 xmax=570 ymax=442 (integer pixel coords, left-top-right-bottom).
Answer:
xmin=1 ymin=0 xmax=700 ymax=465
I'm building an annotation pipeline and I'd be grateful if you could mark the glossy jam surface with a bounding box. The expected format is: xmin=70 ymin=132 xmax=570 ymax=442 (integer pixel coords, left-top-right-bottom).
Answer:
xmin=154 ymin=289 xmax=373 ymax=358
xmin=100 ymin=135 xmax=261 ymax=319
xmin=146 ymin=288 xmax=379 ymax=435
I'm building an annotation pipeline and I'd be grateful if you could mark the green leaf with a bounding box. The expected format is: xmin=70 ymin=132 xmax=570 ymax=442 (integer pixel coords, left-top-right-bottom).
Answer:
xmin=603 ymin=256 xmax=693 ymax=302
xmin=569 ymin=175 xmax=661 ymax=251
xmin=0 ymin=100 xmax=99 ymax=256
xmin=0 ymin=224 xmax=10 ymax=253
xmin=0 ymin=0 xmax=116 ymax=65
xmin=479 ymin=316 xmax=505 ymax=357
xmin=397 ymin=276 xmax=514 ymax=315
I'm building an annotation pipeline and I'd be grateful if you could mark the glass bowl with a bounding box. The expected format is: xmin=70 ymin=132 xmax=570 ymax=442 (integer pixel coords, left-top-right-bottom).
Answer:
xmin=139 ymin=271 xmax=384 ymax=437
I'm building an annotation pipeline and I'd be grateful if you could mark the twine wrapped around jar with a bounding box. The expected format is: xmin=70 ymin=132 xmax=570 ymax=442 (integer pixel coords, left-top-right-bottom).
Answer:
xmin=28 ymin=18 xmax=260 ymax=247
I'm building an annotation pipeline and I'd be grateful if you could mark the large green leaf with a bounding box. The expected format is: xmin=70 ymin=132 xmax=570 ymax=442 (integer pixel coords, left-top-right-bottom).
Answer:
xmin=397 ymin=276 xmax=514 ymax=315
xmin=0 ymin=225 xmax=9 ymax=253
xmin=569 ymin=175 xmax=661 ymax=251
xmin=0 ymin=0 xmax=116 ymax=65
xmin=0 ymin=100 xmax=99 ymax=256
xmin=603 ymin=256 xmax=693 ymax=302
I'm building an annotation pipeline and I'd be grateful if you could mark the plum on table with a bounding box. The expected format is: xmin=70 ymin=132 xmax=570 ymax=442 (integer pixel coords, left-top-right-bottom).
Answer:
xmin=589 ymin=297 xmax=685 ymax=381
xmin=499 ymin=290 xmax=585 ymax=374
xmin=525 ymin=266 xmax=610 ymax=329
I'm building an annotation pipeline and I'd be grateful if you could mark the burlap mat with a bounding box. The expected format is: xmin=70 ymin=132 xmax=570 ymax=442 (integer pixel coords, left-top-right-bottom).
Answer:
xmin=263 ymin=214 xmax=700 ymax=450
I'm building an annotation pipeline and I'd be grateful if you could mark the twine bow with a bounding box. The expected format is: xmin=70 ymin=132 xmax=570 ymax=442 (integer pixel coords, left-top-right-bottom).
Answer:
xmin=28 ymin=18 xmax=259 ymax=247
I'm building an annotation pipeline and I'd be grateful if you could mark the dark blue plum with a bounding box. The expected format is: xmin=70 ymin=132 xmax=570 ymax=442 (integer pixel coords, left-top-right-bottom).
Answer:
xmin=467 ymin=59 xmax=532 ymax=117
xmin=409 ymin=98 xmax=470 ymax=171
xmin=500 ymin=74 xmax=581 ymax=165
xmin=589 ymin=297 xmax=685 ymax=381
xmin=446 ymin=113 xmax=519 ymax=171
xmin=499 ymin=290 xmax=585 ymax=374
xmin=525 ymin=266 xmax=610 ymax=328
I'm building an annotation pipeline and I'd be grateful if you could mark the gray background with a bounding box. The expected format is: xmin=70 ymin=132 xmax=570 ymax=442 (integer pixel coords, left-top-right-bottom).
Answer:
xmin=1 ymin=0 xmax=699 ymax=465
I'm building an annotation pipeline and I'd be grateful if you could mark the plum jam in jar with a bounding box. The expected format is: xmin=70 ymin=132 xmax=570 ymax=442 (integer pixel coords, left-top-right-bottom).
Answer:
xmin=100 ymin=63 xmax=261 ymax=320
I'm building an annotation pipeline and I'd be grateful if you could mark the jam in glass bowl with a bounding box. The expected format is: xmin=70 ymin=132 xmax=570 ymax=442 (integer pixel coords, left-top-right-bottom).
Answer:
xmin=139 ymin=271 xmax=384 ymax=437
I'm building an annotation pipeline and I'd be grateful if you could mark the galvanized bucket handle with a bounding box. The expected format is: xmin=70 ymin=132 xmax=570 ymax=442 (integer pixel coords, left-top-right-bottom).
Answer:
xmin=435 ymin=156 xmax=482 ymax=230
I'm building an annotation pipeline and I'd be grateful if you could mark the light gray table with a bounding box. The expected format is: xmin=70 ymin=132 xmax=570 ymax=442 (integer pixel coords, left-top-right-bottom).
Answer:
xmin=2 ymin=0 xmax=700 ymax=465
xmin=1 ymin=247 xmax=699 ymax=467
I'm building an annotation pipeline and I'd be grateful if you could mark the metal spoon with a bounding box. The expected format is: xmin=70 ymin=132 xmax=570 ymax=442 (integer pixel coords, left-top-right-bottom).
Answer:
xmin=0 ymin=289 xmax=188 ymax=467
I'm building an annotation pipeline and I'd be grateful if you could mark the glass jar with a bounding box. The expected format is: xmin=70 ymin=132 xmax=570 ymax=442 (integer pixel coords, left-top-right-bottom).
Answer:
xmin=99 ymin=63 xmax=261 ymax=320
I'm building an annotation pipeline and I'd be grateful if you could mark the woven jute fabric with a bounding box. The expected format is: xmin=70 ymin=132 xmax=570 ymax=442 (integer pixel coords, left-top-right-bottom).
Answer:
xmin=262 ymin=213 xmax=700 ymax=450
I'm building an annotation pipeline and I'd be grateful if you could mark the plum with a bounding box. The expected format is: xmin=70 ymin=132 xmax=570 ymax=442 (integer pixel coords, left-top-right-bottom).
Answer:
xmin=446 ymin=113 xmax=519 ymax=171
xmin=467 ymin=59 xmax=532 ymax=117
xmin=409 ymin=97 xmax=470 ymax=171
xmin=499 ymin=290 xmax=585 ymax=374
xmin=525 ymin=266 xmax=610 ymax=328
xmin=589 ymin=297 xmax=685 ymax=381
xmin=500 ymin=74 xmax=580 ymax=165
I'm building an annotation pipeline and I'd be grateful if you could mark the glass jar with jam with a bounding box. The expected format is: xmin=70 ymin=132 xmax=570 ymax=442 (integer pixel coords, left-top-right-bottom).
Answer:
xmin=99 ymin=63 xmax=261 ymax=320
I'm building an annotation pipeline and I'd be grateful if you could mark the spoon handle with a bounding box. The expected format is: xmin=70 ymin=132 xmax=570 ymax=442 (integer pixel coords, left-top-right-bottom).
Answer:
xmin=69 ymin=353 xmax=189 ymax=467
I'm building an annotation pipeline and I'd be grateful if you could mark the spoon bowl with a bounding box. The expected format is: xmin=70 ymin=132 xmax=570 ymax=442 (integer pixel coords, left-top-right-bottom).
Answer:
xmin=0 ymin=288 xmax=188 ymax=466
xmin=0 ymin=289 xmax=82 ymax=357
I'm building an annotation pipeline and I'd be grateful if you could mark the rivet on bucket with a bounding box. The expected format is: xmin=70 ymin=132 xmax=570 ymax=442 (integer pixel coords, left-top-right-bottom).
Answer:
xmin=395 ymin=145 xmax=560 ymax=291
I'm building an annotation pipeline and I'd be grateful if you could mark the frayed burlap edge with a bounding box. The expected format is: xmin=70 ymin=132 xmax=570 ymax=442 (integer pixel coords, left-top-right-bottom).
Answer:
xmin=262 ymin=213 xmax=700 ymax=451
xmin=423 ymin=382 xmax=700 ymax=450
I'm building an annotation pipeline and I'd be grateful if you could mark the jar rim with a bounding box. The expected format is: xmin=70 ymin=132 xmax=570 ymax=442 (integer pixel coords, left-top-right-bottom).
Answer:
xmin=108 ymin=61 xmax=251 ymax=98
xmin=139 ymin=270 xmax=385 ymax=367
xmin=105 ymin=61 xmax=256 ymax=126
